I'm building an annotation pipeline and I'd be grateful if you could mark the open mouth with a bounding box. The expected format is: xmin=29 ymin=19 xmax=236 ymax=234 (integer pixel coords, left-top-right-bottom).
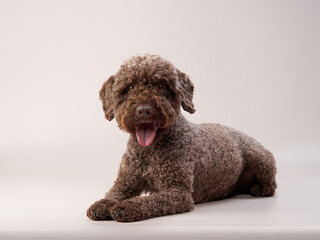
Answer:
xmin=135 ymin=122 xmax=160 ymax=147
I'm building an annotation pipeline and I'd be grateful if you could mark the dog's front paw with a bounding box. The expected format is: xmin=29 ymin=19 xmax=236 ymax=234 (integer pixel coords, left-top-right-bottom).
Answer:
xmin=87 ymin=198 xmax=117 ymax=220
xmin=110 ymin=200 xmax=143 ymax=222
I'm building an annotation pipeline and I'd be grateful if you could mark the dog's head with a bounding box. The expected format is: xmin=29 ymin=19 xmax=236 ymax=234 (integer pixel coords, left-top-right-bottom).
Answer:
xmin=99 ymin=54 xmax=195 ymax=146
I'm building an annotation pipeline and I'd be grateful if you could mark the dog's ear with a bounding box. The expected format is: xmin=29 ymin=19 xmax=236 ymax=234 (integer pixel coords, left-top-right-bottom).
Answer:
xmin=177 ymin=69 xmax=196 ymax=114
xmin=99 ymin=75 xmax=115 ymax=121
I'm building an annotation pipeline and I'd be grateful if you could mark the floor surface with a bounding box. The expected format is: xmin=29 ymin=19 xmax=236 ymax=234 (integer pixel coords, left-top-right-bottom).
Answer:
xmin=1 ymin=159 xmax=320 ymax=240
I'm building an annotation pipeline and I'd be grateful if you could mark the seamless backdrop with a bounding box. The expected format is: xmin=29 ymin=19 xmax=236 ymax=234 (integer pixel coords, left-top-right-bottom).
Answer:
xmin=0 ymin=0 xmax=320 ymax=232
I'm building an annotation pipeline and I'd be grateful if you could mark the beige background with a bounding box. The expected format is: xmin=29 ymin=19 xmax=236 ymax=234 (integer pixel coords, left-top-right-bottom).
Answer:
xmin=0 ymin=0 xmax=320 ymax=239
xmin=1 ymin=0 xmax=319 ymax=179
xmin=0 ymin=1 xmax=320 ymax=235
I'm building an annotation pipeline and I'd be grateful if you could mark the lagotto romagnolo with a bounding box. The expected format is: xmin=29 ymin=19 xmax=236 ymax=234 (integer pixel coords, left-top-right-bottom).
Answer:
xmin=87 ymin=54 xmax=277 ymax=222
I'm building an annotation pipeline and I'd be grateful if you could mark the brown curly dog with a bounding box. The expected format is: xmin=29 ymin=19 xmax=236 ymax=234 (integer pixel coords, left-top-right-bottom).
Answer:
xmin=87 ymin=54 xmax=277 ymax=222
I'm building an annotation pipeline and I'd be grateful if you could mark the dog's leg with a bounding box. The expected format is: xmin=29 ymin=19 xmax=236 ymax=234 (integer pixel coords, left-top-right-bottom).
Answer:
xmin=249 ymin=150 xmax=277 ymax=197
xmin=86 ymin=177 xmax=144 ymax=220
xmin=87 ymin=157 xmax=145 ymax=220
xmin=241 ymin=136 xmax=277 ymax=197
xmin=110 ymin=188 xmax=194 ymax=222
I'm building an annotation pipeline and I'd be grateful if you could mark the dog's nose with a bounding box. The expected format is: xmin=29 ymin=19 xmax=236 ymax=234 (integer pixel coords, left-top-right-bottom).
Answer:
xmin=136 ymin=105 xmax=153 ymax=118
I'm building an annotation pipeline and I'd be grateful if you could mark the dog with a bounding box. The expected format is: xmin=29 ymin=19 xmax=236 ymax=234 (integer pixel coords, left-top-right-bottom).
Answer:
xmin=86 ymin=54 xmax=277 ymax=222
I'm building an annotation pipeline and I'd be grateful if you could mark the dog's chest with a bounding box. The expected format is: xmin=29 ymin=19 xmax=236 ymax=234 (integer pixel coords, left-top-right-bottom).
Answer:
xmin=140 ymin=160 xmax=158 ymax=191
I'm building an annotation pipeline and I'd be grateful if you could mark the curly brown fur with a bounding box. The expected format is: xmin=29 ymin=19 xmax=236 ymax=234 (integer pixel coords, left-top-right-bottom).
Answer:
xmin=87 ymin=54 xmax=277 ymax=222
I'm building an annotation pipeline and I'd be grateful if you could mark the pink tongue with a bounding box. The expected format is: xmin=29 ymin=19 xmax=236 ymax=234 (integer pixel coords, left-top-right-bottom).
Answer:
xmin=136 ymin=123 xmax=157 ymax=146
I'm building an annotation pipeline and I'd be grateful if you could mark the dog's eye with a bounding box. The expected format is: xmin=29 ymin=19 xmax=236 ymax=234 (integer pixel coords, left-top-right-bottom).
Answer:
xmin=129 ymin=86 xmax=134 ymax=91
xmin=158 ymin=84 xmax=165 ymax=90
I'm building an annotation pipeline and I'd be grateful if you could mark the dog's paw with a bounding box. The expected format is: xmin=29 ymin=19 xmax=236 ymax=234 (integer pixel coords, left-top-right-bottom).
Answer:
xmin=250 ymin=182 xmax=276 ymax=197
xmin=110 ymin=200 xmax=143 ymax=222
xmin=87 ymin=198 xmax=117 ymax=220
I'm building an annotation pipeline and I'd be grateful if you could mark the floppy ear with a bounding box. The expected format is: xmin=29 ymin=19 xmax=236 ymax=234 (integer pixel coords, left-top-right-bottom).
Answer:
xmin=177 ymin=70 xmax=196 ymax=114
xmin=99 ymin=75 xmax=115 ymax=121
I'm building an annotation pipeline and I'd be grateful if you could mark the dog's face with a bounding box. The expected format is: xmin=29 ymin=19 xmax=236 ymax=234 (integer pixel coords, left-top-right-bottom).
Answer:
xmin=99 ymin=54 xmax=195 ymax=146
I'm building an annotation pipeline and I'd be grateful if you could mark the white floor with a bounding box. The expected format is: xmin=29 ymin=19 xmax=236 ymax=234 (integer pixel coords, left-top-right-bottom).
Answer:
xmin=1 ymin=159 xmax=320 ymax=240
